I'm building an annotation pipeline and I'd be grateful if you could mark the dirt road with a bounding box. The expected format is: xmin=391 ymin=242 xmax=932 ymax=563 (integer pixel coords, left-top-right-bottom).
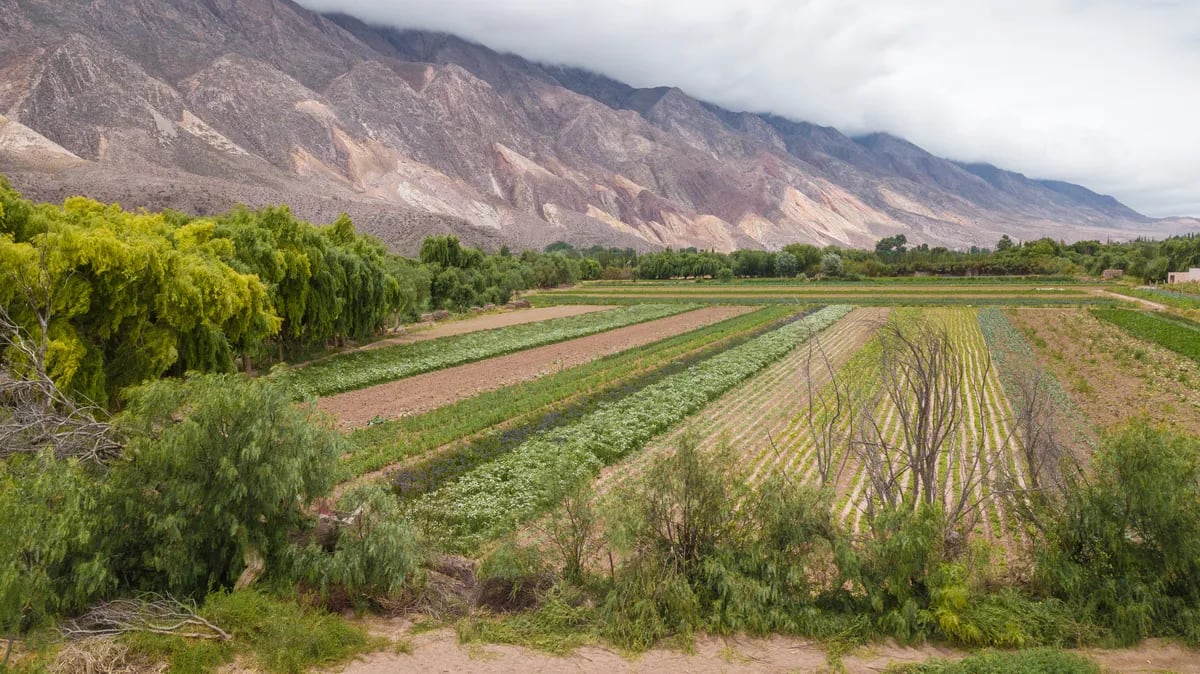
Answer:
xmin=332 ymin=625 xmax=1199 ymax=673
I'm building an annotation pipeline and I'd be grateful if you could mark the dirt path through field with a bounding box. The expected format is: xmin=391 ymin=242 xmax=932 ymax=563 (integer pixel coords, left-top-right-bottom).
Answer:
xmin=1090 ymin=288 xmax=1166 ymax=311
xmin=361 ymin=305 xmax=612 ymax=351
xmin=318 ymin=305 xmax=755 ymax=428
xmin=333 ymin=624 xmax=1199 ymax=673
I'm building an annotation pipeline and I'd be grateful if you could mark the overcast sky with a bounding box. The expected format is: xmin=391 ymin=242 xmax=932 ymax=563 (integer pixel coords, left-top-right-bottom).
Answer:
xmin=298 ymin=0 xmax=1200 ymax=217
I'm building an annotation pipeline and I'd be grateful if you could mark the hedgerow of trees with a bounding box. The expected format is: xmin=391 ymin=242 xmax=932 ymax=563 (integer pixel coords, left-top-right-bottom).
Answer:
xmin=0 ymin=178 xmax=591 ymax=407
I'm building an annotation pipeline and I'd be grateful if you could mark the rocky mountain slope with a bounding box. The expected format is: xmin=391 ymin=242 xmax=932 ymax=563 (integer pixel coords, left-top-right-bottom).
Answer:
xmin=0 ymin=0 xmax=1193 ymax=253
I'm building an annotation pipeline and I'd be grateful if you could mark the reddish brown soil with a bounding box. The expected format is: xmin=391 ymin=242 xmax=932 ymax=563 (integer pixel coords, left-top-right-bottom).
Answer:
xmin=361 ymin=305 xmax=612 ymax=351
xmin=1008 ymin=308 xmax=1200 ymax=435
xmin=318 ymin=306 xmax=755 ymax=429
xmin=333 ymin=623 xmax=1200 ymax=673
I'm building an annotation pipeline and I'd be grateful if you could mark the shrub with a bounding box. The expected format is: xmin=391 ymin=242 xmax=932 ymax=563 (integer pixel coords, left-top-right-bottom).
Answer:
xmin=600 ymin=436 xmax=846 ymax=649
xmin=289 ymin=485 xmax=423 ymax=607
xmin=0 ymin=452 xmax=110 ymax=633
xmin=106 ymin=374 xmax=340 ymax=596
xmin=1038 ymin=420 xmax=1200 ymax=644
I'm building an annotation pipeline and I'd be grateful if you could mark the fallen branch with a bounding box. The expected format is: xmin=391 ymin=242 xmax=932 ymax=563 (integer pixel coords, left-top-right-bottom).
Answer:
xmin=61 ymin=594 xmax=230 ymax=642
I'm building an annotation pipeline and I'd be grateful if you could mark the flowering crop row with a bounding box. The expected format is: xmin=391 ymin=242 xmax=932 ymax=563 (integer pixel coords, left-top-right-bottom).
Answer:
xmin=408 ymin=305 xmax=853 ymax=548
xmin=277 ymin=303 xmax=695 ymax=398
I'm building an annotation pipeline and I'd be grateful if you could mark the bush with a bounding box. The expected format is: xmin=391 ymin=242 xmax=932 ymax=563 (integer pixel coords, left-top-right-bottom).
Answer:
xmin=289 ymin=485 xmax=423 ymax=607
xmin=106 ymin=374 xmax=341 ymax=596
xmin=600 ymin=436 xmax=847 ymax=649
xmin=478 ymin=542 xmax=553 ymax=612
xmin=1038 ymin=420 xmax=1200 ymax=644
xmin=0 ymin=453 xmax=110 ymax=633
xmin=119 ymin=590 xmax=373 ymax=673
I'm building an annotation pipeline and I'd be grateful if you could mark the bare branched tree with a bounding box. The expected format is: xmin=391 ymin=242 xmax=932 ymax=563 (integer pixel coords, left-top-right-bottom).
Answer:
xmin=846 ymin=315 xmax=1002 ymax=548
xmin=804 ymin=329 xmax=857 ymax=487
xmin=0 ymin=248 xmax=120 ymax=463
xmin=992 ymin=364 xmax=1087 ymax=535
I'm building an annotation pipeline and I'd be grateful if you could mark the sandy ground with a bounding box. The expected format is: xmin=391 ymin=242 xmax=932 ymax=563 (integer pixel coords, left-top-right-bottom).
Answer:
xmin=1008 ymin=308 xmax=1200 ymax=435
xmin=361 ymin=306 xmax=612 ymax=351
xmin=318 ymin=306 xmax=755 ymax=428
xmin=331 ymin=623 xmax=1200 ymax=673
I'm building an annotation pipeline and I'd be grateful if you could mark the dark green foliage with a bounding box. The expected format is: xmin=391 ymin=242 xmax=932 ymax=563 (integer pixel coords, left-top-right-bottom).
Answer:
xmin=106 ymin=374 xmax=340 ymax=596
xmin=0 ymin=452 xmax=111 ymax=633
xmin=895 ymin=649 xmax=1099 ymax=673
xmin=600 ymin=437 xmax=847 ymax=649
xmin=288 ymin=485 xmax=423 ymax=606
xmin=1091 ymin=308 xmax=1200 ymax=363
xmin=1037 ymin=421 xmax=1200 ymax=645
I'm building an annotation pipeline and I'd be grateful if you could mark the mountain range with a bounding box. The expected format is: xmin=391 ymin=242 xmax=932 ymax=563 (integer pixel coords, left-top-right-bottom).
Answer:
xmin=1 ymin=0 xmax=1194 ymax=254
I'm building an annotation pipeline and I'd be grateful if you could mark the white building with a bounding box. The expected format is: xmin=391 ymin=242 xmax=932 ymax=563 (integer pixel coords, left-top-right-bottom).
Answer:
xmin=1167 ymin=268 xmax=1200 ymax=284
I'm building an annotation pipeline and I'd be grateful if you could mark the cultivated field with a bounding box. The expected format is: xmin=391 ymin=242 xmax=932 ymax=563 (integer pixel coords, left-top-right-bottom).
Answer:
xmin=311 ymin=280 xmax=1192 ymax=552
xmin=298 ymin=278 xmax=1199 ymax=669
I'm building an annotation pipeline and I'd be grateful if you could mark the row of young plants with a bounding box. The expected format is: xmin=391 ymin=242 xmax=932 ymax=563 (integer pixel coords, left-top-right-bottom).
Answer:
xmin=338 ymin=305 xmax=798 ymax=480
xmin=581 ymin=275 xmax=1088 ymax=286
xmin=554 ymin=286 xmax=1095 ymax=296
xmin=276 ymin=303 xmax=694 ymax=398
xmin=385 ymin=308 xmax=806 ymax=498
xmin=407 ymin=305 xmax=853 ymax=550
xmin=1091 ymin=308 xmax=1200 ymax=363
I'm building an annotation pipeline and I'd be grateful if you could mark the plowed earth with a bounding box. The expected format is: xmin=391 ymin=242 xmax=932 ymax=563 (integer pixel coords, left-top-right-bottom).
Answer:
xmin=361 ymin=305 xmax=612 ymax=350
xmin=318 ymin=305 xmax=755 ymax=428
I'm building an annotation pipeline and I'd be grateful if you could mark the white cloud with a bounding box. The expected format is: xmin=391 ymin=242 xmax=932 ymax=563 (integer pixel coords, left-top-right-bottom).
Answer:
xmin=299 ymin=0 xmax=1200 ymax=217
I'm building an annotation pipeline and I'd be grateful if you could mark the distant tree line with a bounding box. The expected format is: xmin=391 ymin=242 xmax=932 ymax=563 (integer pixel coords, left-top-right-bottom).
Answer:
xmin=548 ymin=233 xmax=1200 ymax=282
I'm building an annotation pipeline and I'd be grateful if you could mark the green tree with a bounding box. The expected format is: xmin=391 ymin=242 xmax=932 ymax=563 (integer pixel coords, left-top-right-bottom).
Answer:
xmin=821 ymin=253 xmax=844 ymax=277
xmin=996 ymin=234 xmax=1015 ymax=251
xmin=0 ymin=452 xmax=111 ymax=633
xmin=774 ymin=251 xmax=799 ymax=277
xmin=782 ymin=243 xmax=822 ymax=275
xmin=1039 ymin=421 xmax=1200 ymax=644
xmin=106 ymin=374 xmax=341 ymax=596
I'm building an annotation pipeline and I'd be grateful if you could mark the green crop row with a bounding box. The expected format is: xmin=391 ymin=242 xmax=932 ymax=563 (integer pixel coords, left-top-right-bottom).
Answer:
xmin=408 ymin=305 xmax=853 ymax=551
xmin=275 ymin=303 xmax=695 ymax=398
xmin=339 ymin=305 xmax=798 ymax=480
xmin=1091 ymin=308 xmax=1200 ymax=363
